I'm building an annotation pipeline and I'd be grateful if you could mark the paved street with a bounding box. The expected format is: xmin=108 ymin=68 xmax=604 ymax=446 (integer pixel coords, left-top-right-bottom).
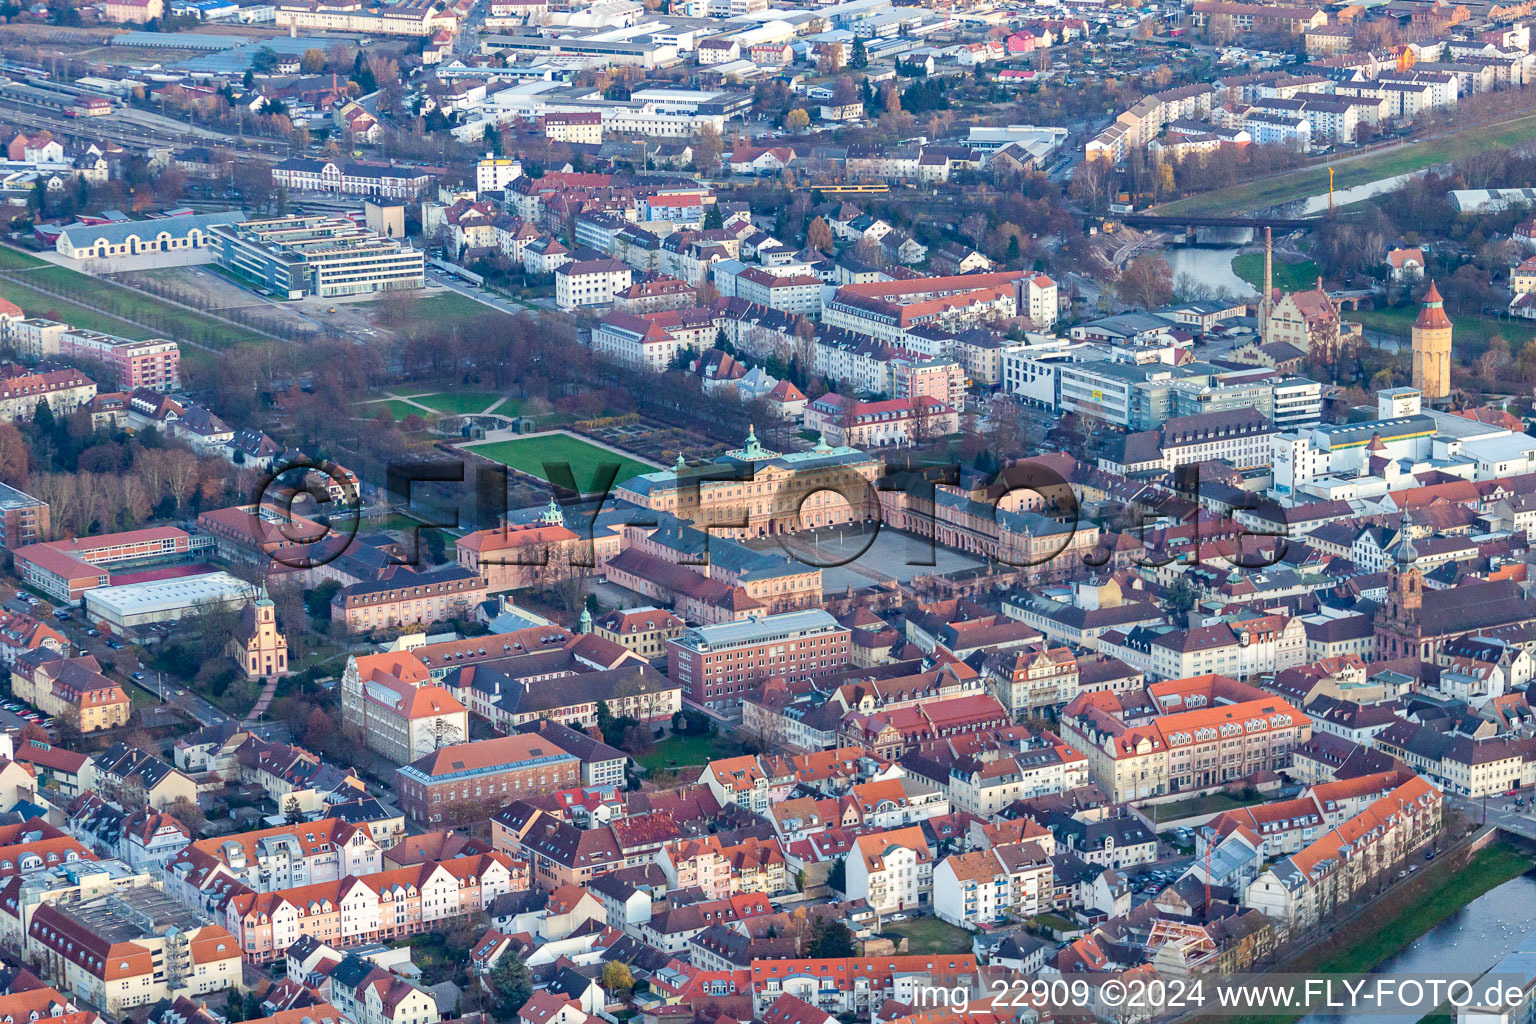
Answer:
xmin=427 ymin=268 xmax=552 ymax=314
xmin=25 ymin=596 xmax=238 ymax=731
xmin=1449 ymin=794 xmax=1536 ymax=842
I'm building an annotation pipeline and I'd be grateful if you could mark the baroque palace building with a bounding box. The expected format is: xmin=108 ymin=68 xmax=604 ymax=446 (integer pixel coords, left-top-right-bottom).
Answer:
xmin=613 ymin=428 xmax=882 ymax=538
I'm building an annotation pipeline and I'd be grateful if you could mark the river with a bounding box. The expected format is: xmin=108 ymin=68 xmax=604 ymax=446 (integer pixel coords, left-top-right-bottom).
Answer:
xmin=1296 ymin=872 xmax=1536 ymax=1024
xmin=1164 ymin=247 xmax=1256 ymax=299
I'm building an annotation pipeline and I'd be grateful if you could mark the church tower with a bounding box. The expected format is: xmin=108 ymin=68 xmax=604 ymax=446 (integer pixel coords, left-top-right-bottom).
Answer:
xmin=1376 ymin=511 xmax=1425 ymax=660
xmin=1411 ymin=281 xmax=1453 ymax=400
xmin=230 ymin=582 xmax=289 ymax=681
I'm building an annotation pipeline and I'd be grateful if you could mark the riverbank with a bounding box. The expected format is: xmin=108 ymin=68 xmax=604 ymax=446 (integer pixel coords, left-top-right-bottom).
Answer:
xmin=1345 ymin=306 xmax=1536 ymax=358
xmin=1199 ymin=838 xmax=1533 ymax=1024
xmin=1153 ymin=111 xmax=1536 ymax=218
xmin=1231 ymin=254 xmax=1319 ymax=293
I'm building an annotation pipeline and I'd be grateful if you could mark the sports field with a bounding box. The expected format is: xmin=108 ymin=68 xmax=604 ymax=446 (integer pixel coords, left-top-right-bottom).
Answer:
xmin=470 ymin=432 xmax=656 ymax=493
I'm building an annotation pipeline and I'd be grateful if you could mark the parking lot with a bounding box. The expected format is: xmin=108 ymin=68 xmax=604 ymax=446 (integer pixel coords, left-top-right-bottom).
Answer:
xmin=0 ymin=587 xmax=187 ymax=731
xmin=0 ymin=698 xmax=53 ymax=733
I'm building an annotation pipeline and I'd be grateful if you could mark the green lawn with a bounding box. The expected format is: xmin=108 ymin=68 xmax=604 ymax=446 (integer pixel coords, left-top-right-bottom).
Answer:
xmin=1031 ymin=912 xmax=1077 ymax=932
xmin=883 ymin=917 xmax=974 ymax=953
xmin=358 ymin=400 xmax=438 ymax=422
xmin=0 ymin=245 xmax=48 ymax=270
xmin=26 ymin=266 xmax=266 ymax=346
xmin=1157 ymin=111 xmax=1536 ymax=216
xmin=0 ymin=257 xmax=266 ymax=346
xmin=0 ymin=277 xmax=154 ymax=339
xmin=365 ymin=291 xmax=509 ymax=333
xmin=470 ymin=433 xmax=655 ymax=493
xmin=633 ymin=732 xmax=743 ymax=773
xmin=1346 ymin=306 xmax=1536 ymax=361
xmin=485 ymin=396 xmax=524 ymax=416
xmin=414 ymin=392 xmax=506 ymax=416
xmin=1148 ymin=791 xmax=1265 ymax=822
xmin=1232 ymin=253 xmax=1320 ymax=293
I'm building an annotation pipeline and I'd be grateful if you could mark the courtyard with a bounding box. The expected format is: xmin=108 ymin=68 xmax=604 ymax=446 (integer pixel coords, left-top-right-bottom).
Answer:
xmin=751 ymin=524 xmax=988 ymax=592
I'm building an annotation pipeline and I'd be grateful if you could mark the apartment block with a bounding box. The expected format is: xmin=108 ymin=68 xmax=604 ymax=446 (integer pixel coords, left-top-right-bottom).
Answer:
xmin=224 ymin=852 xmax=523 ymax=962
xmin=1244 ymin=775 xmax=1441 ymax=937
xmin=0 ymin=481 xmax=49 ymax=551
xmin=164 ymin=817 xmax=384 ymax=912
xmin=27 ymin=890 xmax=242 ymax=1015
xmin=933 ymin=842 xmax=1052 ymax=929
xmin=555 ymin=258 xmax=633 ymax=311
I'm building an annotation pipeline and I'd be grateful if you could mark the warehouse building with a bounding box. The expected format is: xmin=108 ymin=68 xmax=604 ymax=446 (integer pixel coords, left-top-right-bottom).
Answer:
xmin=82 ymin=571 xmax=257 ymax=630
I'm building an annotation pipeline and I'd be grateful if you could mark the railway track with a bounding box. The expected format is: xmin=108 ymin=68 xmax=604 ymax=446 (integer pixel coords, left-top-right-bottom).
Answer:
xmin=0 ymin=99 xmax=290 ymax=158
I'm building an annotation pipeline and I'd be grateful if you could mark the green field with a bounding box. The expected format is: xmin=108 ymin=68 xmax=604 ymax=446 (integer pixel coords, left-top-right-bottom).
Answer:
xmin=359 ymin=400 xmax=438 ymax=422
xmin=0 ymin=277 xmax=154 ymax=339
xmin=27 ymin=266 xmax=266 ymax=346
xmin=485 ymin=396 xmax=524 ymax=416
xmin=1232 ymin=254 xmax=1320 ymax=293
xmin=414 ymin=392 xmax=506 ymax=416
xmin=1031 ymin=912 xmax=1077 ymax=932
xmin=0 ymin=251 xmax=266 ymax=346
xmin=883 ymin=917 xmax=974 ymax=953
xmin=365 ymin=291 xmax=508 ymax=333
xmin=0 ymin=245 xmax=48 ymax=270
xmin=125 ymin=681 xmax=163 ymax=710
xmin=1157 ymin=112 xmax=1536 ymax=217
xmin=470 ymin=433 xmax=655 ymax=493
xmin=1346 ymin=306 xmax=1536 ymax=360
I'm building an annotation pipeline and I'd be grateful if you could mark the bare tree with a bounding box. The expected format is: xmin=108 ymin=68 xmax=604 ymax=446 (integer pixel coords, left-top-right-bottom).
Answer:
xmin=164 ymin=449 xmax=201 ymax=510
xmin=431 ymin=717 xmax=464 ymax=750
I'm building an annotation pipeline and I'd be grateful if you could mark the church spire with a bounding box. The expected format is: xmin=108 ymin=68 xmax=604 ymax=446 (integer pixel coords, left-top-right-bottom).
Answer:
xmin=1395 ymin=509 xmax=1419 ymax=567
